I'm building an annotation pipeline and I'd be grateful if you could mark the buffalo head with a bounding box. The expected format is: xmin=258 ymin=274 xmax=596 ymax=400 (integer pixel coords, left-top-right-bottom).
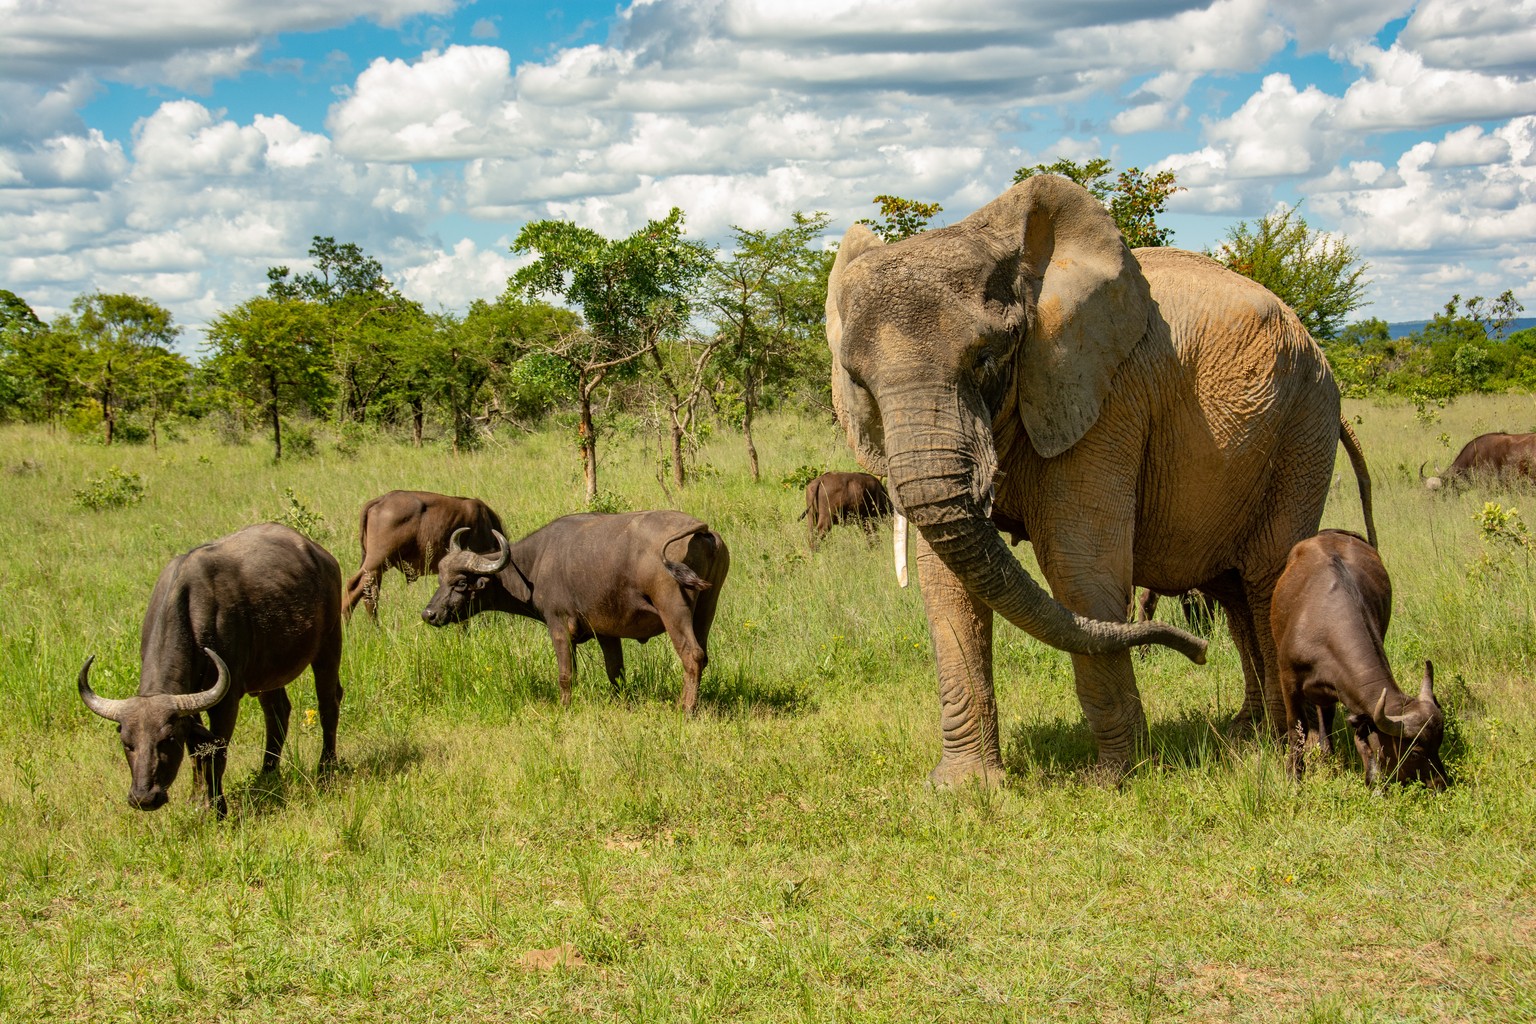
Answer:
xmin=421 ymin=528 xmax=510 ymax=626
xmin=78 ymin=647 xmax=231 ymax=810
xmin=1350 ymin=661 xmax=1450 ymax=790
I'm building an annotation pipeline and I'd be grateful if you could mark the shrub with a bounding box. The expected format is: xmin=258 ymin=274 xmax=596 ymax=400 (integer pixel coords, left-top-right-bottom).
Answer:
xmin=275 ymin=487 xmax=326 ymax=540
xmin=73 ymin=468 xmax=146 ymax=511
xmin=781 ymin=464 xmax=823 ymax=491
xmin=284 ymin=422 xmax=318 ymax=459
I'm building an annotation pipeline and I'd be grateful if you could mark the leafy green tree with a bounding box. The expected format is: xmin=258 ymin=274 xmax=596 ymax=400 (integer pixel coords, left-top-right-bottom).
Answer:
xmin=135 ymin=345 xmax=192 ymax=449
xmin=1012 ymin=158 xmax=1182 ymax=247
xmin=60 ymin=293 xmax=180 ymax=444
xmin=205 ymin=297 xmax=332 ymax=461
xmin=0 ymin=290 xmax=49 ymax=420
xmin=1213 ymin=205 xmax=1369 ymax=340
xmin=510 ymin=209 xmax=714 ymax=502
xmin=857 ymin=195 xmax=943 ymax=242
xmin=707 ymin=211 xmax=834 ymax=480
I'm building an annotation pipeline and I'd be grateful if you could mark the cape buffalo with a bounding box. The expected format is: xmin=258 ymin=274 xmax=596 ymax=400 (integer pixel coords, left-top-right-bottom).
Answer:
xmin=421 ymin=510 xmax=728 ymax=713
xmin=1270 ymin=529 xmax=1448 ymax=788
xmin=799 ymin=471 xmax=892 ymax=548
xmin=78 ymin=523 xmax=345 ymax=816
xmin=1423 ymin=432 xmax=1536 ymax=490
xmin=344 ymin=489 xmax=505 ymax=619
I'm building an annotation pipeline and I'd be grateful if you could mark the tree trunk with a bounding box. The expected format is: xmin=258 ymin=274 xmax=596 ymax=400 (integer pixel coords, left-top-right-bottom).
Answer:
xmin=670 ymin=419 xmax=686 ymax=489
xmin=412 ymin=398 xmax=424 ymax=448
xmin=579 ymin=385 xmax=598 ymax=503
xmin=269 ymin=371 xmax=282 ymax=461
xmin=743 ymin=390 xmax=760 ymax=483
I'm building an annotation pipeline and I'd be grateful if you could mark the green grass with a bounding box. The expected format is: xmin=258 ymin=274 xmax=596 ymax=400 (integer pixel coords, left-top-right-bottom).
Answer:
xmin=1 ymin=397 xmax=1534 ymax=1022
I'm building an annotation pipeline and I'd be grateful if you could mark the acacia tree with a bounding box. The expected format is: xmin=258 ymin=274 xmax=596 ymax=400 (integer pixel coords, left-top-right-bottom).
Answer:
xmin=135 ymin=345 xmax=192 ymax=449
xmin=707 ymin=211 xmax=833 ymax=480
xmin=1213 ymin=205 xmax=1369 ymax=340
xmin=510 ymin=209 xmax=714 ymax=502
xmin=63 ymin=293 xmax=180 ymax=444
xmin=205 ymin=297 xmax=331 ymax=460
xmin=1013 ymin=158 xmax=1182 ymax=247
xmin=857 ymin=195 xmax=943 ymax=242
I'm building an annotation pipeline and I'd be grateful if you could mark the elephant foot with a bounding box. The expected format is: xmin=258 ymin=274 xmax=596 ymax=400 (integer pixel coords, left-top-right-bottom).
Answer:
xmin=1225 ymin=709 xmax=1260 ymax=739
xmin=1081 ymin=758 xmax=1132 ymax=788
xmin=927 ymin=755 xmax=1006 ymax=789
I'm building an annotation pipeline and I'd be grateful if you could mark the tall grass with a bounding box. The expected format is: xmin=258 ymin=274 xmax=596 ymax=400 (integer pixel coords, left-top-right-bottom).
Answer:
xmin=0 ymin=397 xmax=1533 ymax=1022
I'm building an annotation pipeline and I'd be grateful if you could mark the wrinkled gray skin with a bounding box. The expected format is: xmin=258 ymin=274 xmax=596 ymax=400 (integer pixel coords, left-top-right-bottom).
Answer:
xmin=78 ymin=523 xmax=344 ymax=816
xmin=421 ymin=511 xmax=729 ymax=714
xmin=344 ymin=489 xmax=504 ymax=619
xmin=827 ymin=175 xmax=1374 ymax=781
xmin=1422 ymin=431 xmax=1536 ymax=491
xmin=799 ymin=471 xmax=892 ymax=548
xmin=1271 ymin=529 xmax=1448 ymax=788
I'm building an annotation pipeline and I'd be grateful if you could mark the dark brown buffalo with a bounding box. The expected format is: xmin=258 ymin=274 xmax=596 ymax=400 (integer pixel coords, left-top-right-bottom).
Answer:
xmin=344 ymin=489 xmax=505 ymax=619
xmin=1423 ymin=431 xmax=1536 ymax=490
xmin=421 ymin=510 xmax=729 ymax=713
xmin=78 ymin=523 xmax=344 ymax=816
xmin=799 ymin=471 xmax=892 ymax=548
xmin=1270 ymin=529 xmax=1447 ymax=788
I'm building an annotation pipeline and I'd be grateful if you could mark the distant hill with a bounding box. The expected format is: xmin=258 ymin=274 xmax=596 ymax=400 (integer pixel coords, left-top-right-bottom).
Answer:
xmin=1387 ymin=318 xmax=1536 ymax=340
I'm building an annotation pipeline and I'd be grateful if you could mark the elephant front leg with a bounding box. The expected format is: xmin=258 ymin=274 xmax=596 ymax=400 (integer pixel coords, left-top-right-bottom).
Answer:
xmin=916 ymin=534 xmax=1003 ymax=786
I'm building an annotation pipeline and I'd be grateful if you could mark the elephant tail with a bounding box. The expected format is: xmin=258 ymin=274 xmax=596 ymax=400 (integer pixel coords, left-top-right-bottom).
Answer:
xmin=796 ymin=508 xmax=809 ymax=521
xmin=1339 ymin=416 xmax=1377 ymax=549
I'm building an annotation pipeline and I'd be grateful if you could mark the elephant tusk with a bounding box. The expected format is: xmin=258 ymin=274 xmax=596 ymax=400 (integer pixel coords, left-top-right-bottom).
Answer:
xmin=894 ymin=513 xmax=909 ymax=588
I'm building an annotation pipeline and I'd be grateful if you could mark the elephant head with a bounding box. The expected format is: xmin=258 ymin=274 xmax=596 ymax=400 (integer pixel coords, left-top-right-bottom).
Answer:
xmin=826 ymin=174 xmax=1204 ymax=661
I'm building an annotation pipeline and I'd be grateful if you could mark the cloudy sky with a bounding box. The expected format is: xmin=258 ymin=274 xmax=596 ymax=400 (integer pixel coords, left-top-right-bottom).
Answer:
xmin=3 ymin=0 xmax=1534 ymax=343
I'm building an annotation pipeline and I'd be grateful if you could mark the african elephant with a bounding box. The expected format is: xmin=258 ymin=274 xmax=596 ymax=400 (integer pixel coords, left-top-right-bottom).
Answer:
xmin=799 ymin=471 xmax=892 ymax=548
xmin=827 ymin=174 xmax=1375 ymax=781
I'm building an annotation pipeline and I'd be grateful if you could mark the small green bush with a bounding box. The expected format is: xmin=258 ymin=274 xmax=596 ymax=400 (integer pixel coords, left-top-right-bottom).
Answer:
xmin=284 ymin=423 xmax=318 ymax=459
xmin=275 ymin=487 xmax=326 ymax=540
xmin=781 ymin=464 xmax=822 ymax=491
xmin=73 ymin=468 xmax=145 ymax=511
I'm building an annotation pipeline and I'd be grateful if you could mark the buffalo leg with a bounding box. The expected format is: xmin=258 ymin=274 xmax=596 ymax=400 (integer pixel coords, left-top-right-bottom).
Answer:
xmin=598 ymin=635 xmax=625 ymax=692
xmin=313 ymin=625 xmax=344 ymax=769
xmin=656 ymin=591 xmax=708 ymax=714
xmin=547 ymin=620 xmax=577 ymax=706
xmin=199 ymin=697 xmax=240 ymax=818
xmin=257 ymin=688 xmax=292 ymax=772
xmin=343 ymin=564 xmax=381 ymax=621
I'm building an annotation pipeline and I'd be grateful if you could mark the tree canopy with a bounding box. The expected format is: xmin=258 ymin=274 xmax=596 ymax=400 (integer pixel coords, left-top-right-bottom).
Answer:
xmin=1213 ymin=205 xmax=1369 ymax=341
xmin=1012 ymin=158 xmax=1182 ymax=247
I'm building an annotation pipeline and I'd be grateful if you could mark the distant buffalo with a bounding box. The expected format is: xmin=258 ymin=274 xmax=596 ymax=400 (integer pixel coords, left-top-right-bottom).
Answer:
xmin=344 ymin=490 xmax=504 ymax=619
xmin=422 ymin=510 xmax=729 ymax=713
xmin=799 ymin=471 xmax=892 ymax=548
xmin=78 ymin=523 xmax=344 ymax=816
xmin=1422 ymin=432 xmax=1536 ymax=490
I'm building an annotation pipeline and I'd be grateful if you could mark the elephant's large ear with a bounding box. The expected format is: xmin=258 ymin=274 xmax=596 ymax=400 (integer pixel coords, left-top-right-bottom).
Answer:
xmin=827 ymin=224 xmax=890 ymax=474
xmin=972 ymin=175 xmax=1151 ymax=459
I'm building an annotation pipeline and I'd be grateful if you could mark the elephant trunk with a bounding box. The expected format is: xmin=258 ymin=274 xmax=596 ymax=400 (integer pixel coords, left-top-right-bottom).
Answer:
xmin=880 ymin=400 xmax=1206 ymax=662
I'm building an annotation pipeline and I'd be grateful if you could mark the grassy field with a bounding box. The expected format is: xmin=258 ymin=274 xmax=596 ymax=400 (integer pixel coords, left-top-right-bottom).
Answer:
xmin=2 ymin=395 xmax=1535 ymax=1023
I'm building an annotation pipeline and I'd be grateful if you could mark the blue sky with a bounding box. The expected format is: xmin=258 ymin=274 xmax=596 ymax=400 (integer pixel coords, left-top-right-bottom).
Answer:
xmin=3 ymin=0 xmax=1534 ymax=340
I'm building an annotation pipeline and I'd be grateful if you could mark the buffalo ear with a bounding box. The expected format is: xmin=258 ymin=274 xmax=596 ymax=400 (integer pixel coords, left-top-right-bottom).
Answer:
xmin=473 ymin=575 xmax=491 ymax=591
xmin=971 ymin=175 xmax=1151 ymax=459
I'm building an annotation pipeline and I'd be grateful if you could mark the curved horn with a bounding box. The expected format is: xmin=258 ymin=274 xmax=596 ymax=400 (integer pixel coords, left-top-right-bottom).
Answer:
xmin=1418 ymin=461 xmax=1427 ymax=480
xmin=170 ymin=647 xmax=231 ymax=715
xmin=448 ymin=526 xmax=469 ymax=555
xmin=1419 ymin=659 xmax=1436 ymax=705
xmin=1371 ymin=690 xmax=1407 ymax=738
xmin=78 ymin=655 xmax=133 ymax=723
xmin=467 ymin=530 xmax=510 ymax=576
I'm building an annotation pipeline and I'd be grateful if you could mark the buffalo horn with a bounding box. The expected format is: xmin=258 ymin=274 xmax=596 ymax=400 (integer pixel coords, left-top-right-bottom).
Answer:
xmin=170 ymin=648 xmax=232 ymax=715
xmin=78 ymin=655 xmax=133 ymax=723
xmin=467 ymin=529 xmax=511 ymax=576
xmin=1371 ymin=689 xmax=1407 ymax=738
xmin=894 ymin=513 xmax=909 ymax=588
xmin=1418 ymin=461 xmax=1427 ymax=480
xmin=1420 ymin=660 xmax=1436 ymax=705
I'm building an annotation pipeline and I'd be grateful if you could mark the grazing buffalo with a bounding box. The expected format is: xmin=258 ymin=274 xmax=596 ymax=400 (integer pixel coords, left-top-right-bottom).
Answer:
xmin=344 ymin=489 xmax=505 ymax=619
xmin=1422 ymin=432 xmax=1536 ymax=490
xmin=799 ymin=471 xmax=892 ymax=548
xmin=1270 ymin=529 xmax=1448 ymax=788
xmin=78 ymin=523 xmax=344 ymax=816
xmin=421 ymin=511 xmax=729 ymax=713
